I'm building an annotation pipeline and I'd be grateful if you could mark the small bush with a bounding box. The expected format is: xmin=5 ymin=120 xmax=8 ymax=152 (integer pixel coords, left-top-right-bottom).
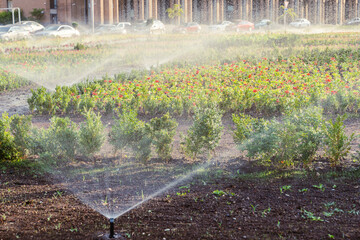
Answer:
xmin=78 ymin=110 xmax=105 ymax=158
xmin=182 ymin=104 xmax=223 ymax=159
xmin=0 ymin=113 xmax=21 ymax=162
xmin=74 ymin=43 xmax=86 ymax=51
xmin=147 ymin=112 xmax=178 ymax=161
xmin=72 ymin=22 xmax=79 ymax=29
xmin=110 ymin=109 xmax=142 ymax=155
xmin=232 ymin=113 xmax=268 ymax=144
xmin=238 ymin=107 xmax=324 ymax=168
xmin=131 ymin=130 xmax=152 ymax=163
xmin=48 ymin=116 xmax=78 ymax=160
xmin=323 ymin=114 xmax=354 ymax=167
xmin=10 ymin=114 xmax=32 ymax=156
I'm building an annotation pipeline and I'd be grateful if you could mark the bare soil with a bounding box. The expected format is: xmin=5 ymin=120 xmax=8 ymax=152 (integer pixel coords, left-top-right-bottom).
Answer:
xmin=0 ymin=88 xmax=360 ymax=240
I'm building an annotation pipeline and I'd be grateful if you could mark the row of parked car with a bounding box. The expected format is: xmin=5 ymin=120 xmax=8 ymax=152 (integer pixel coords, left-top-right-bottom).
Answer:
xmin=0 ymin=21 xmax=80 ymax=41
xmin=0 ymin=17 xmax=314 ymax=41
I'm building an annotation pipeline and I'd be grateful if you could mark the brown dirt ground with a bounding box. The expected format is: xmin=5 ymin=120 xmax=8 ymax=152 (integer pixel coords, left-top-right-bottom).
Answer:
xmin=0 ymin=88 xmax=360 ymax=240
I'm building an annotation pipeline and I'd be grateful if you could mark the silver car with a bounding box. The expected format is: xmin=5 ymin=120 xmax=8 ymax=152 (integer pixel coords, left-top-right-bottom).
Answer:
xmin=115 ymin=22 xmax=132 ymax=34
xmin=35 ymin=25 xmax=80 ymax=38
xmin=134 ymin=20 xmax=165 ymax=34
xmin=0 ymin=26 xmax=31 ymax=41
xmin=208 ymin=21 xmax=233 ymax=32
xmin=289 ymin=18 xmax=311 ymax=28
xmin=18 ymin=21 xmax=45 ymax=33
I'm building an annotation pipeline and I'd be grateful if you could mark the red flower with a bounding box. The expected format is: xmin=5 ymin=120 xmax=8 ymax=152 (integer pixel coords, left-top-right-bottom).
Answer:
xmin=253 ymin=89 xmax=258 ymax=93
xmin=345 ymin=85 xmax=349 ymax=88
xmin=157 ymin=87 xmax=162 ymax=91
xmin=285 ymin=90 xmax=290 ymax=94
xmin=155 ymin=80 xmax=159 ymax=83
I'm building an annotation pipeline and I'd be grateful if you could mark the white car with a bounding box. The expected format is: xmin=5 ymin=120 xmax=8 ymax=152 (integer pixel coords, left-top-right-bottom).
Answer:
xmin=0 ymin=25 xmax=31 ymax=41
xmin=18 ymin=21 xmax=44 ymax=33
xmin=35 ymin=25 xmax=80 ymax=38
xmin=115 ymin=22 xmax=132 ymax=34
xmin=208 ymin=21 xmax=233 ymax=32
xmin=134 ymin=20 xmax=165 ymax=34
xmin=289 ymin=18 xmax=311 ymax=28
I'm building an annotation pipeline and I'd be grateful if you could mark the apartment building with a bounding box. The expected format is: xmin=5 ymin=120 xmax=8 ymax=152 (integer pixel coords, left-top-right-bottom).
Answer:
xmin=0 ymin=0 xmax=359 ymax=26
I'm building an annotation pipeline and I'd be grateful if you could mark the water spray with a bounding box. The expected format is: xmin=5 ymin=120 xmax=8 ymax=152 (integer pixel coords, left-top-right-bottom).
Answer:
xmin=109 ymin=218 xmax=115 ymax=238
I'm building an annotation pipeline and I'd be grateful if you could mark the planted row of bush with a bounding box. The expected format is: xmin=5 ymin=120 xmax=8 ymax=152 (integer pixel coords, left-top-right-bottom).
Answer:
xmin=1 ymin=105 xmax=356 ymax=170
xmin=0 ymin=69 xmax=30 ymax=92
xmin=0 ymin=104 xmax=224 ymax=167
xmin=27 ymin=50 xmax=360 ymax=116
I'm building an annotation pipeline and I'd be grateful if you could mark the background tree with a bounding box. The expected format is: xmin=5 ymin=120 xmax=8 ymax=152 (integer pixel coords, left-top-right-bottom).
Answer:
xmin=30 ymin=8 xmax=44 ymax=22
xmin=166 ymin=4 xmax=183 ymax=25
xmin=278 ymin=6 xmax=297 ymax=24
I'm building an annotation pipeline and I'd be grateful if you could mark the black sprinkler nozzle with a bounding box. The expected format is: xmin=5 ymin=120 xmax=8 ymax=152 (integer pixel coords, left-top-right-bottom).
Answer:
xmin=109 ymin=218 xmax=115 ymax=238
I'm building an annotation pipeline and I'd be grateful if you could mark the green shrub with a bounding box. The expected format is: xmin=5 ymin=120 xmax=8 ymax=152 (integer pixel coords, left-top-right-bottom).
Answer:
xmin=181 ymin=104 xmax=223 ymax=159
xmin=78 ymin=110 xmax=105 ymax=159
xmin=74 ymin=43 xmax=86 ymax=51
xmin=232 ymin=113 xmax=267 ymax=144
xmin=0 ymin=9 xmax=24 ymax=25
xmin=131 ymin=129 xmax=152 ymax=163
xmin=323 ymin=114 xmax=354 ymax=167
xmin=27 ymin=127 xmax=57 ymax=170
xmin=288 ymin=107 xmax=324 ymax=166
xmin=10 ymin=114 xmax=32 ymax=156
xmin=238 ymin=107 xmax=324 ymax=168
xmin=27 ymin=87 xmax=55 ymax=114
xmin=110 ymin=109 xmax=141 ymax=155
xmin=0 ymin=113 xmax=21 ymax=162
xmin=147 ymin=112 xmax=178 ymax=161
xmin=72 ymin=22 xmax=79 ymax=29
xmin=48 ymin=116 xmax=78 ymax=160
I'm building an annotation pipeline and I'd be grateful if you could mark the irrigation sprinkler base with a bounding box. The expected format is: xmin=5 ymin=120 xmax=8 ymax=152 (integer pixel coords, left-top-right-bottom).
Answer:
xmin=97 ymin=233 xmax=126 ymax=239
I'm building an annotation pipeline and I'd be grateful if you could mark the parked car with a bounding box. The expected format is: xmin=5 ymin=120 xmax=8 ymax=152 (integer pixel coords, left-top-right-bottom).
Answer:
xmin=173 ymin=22 xmax=201 ymax=33
xmin=255 ymin=19 xmax=272 ymax=29
xmin=35 ymin=25 xmax=80 ymax=38
xmin=115 ymin=22 xmax=132 ymax=34
xmin=94 ymin=24 xmax=117 ymax=34
xmin=134 ymin=19 xmax=165 ymax=34
xmin=0 ymin=25 xmax=31 ymax=41
xmin=226 ymin=20 xmax=254 ymax=32
xmin=345 ymin=17 xmax=360 ymax=25
xmin=17 ymin=21 xmax=44 ymax=33
xmin=289 ymin=18 xmax=311 ymax=28
xmin=208 ymin=21 xmax=232 ymax=32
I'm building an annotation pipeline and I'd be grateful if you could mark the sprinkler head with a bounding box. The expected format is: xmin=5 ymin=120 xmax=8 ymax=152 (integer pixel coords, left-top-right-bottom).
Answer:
xmin=109 ymin=218 xmax=115 ymax=238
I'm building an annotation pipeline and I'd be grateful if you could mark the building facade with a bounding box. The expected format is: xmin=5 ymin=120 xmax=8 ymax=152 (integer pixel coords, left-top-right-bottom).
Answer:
xmin=0 ymin=0 xmax=359 ymax=25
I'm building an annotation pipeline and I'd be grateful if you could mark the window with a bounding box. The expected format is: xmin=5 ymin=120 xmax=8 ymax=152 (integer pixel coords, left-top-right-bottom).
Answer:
xmin=7 ymin=0 xmax=13 ymax=8
xmin=50 ymin=0 xmax=57 ymax=9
